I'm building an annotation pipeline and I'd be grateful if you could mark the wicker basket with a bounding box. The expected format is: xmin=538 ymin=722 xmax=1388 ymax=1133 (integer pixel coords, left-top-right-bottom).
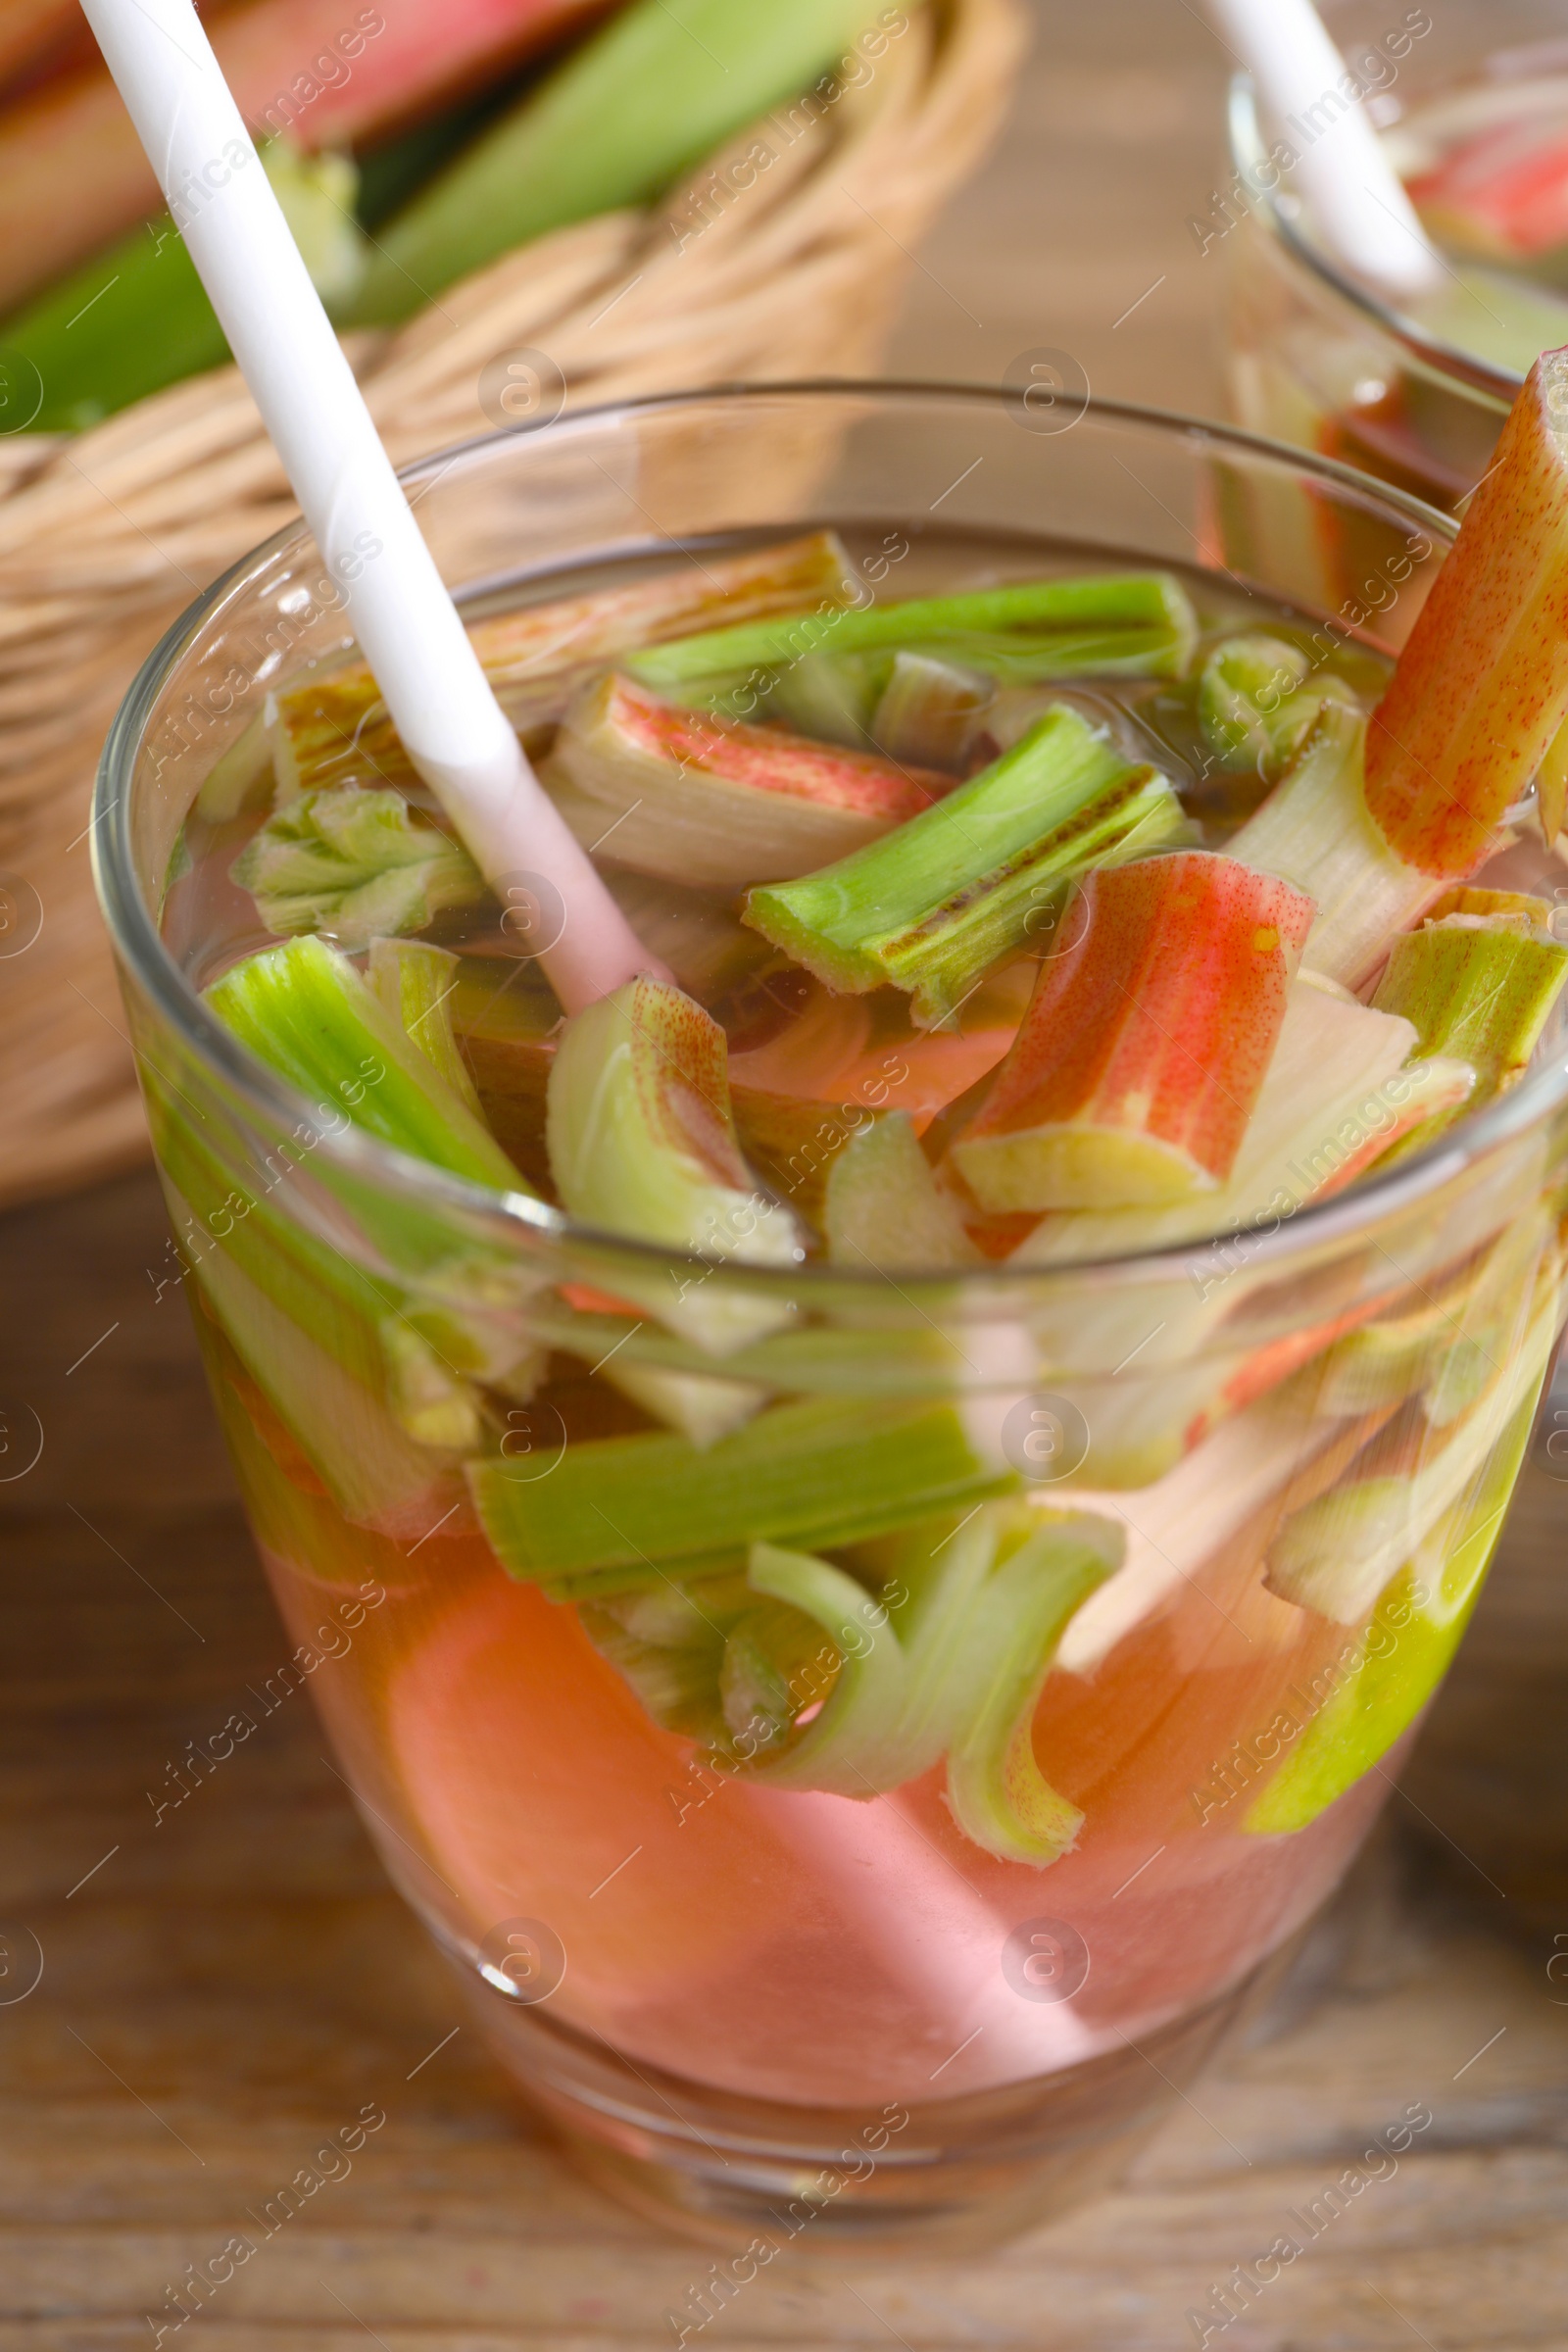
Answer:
xmin=0 ymin=0 xmax=1025 ymax=1207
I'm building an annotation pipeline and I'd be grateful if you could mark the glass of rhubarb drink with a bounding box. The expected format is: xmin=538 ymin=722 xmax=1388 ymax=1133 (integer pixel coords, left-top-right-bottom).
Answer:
xmin=1225 ymin=0 xmax=1568 ymax=514
xmin=92 ymin=383 xmax=1568 ymax=2252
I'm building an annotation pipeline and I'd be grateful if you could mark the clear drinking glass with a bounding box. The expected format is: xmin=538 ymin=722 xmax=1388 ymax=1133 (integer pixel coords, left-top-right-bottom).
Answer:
xmin=91 ymin=384 xmax=1568 ymax=2253
xmin=1223 ymin=0 xmax=1568 ymax=512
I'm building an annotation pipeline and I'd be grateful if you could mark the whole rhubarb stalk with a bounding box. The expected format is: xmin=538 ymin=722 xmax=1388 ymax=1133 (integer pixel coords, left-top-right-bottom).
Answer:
xmin=1363 ymin=346 xmax=1568 ymax=878
xmin=0 ymin=0 xmax=611 ymax=314
xmin=952 ymin=853 xmax=1315 ymax=1213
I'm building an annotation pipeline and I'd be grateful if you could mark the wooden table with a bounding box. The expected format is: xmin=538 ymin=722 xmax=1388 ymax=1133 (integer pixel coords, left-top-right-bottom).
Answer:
xmin=5 ymin=4 xmax=1568 ymax=2342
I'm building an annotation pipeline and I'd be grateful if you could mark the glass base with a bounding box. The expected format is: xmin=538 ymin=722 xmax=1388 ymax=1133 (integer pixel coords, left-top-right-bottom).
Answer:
xmin=453 ymin=1945 xmax=1298 ymax=2255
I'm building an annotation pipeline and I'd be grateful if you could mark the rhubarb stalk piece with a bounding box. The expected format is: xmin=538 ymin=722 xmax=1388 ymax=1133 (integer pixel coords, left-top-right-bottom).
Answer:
xmin=1263 ymin=1269 xmax=1560 ymax=1626
xmin=1228 ymin=702 xmax=1444 ymax=986
xmin=0 ymin=0 xmax=613 ymax=315
xmin=469 ymin=1396 xmax=1020 ymax=1586
xmin=1362 ymin=346 xmax=1568 ymax=877
xmin=630 ymin=571 xmax=1200 ymax=696
xmin=743 ymin=704 xmax=1184 ymax=1023
xmin=545 ymin=975 xmax=804 ymax=1351
xmin=229 ymin=787 xmax=485 ymax=950
xmin=952 ymin=853 xmax=1315 ymax=1214
xmin=732 ymin=1505 xmax=1120 ymax=1866
xmin=367 ymin=938 xmax=480 ymax=1115
xmin=824 ymin=1113 xmax=981 ymax=1272
xmin=1014 ymin=976 xmax=1475 ymax=1267
xmin=870 ymin=654 xmax=993 ymax=771
xmin=207 ymin=935 xmax=522 ymax=1194
xmin=256 ymin=532 xmax=855 ymax=811
xmin=543 ymin=673 xmax=947 ymax=889
xmin=1372 ymin=909 xmax=1568 ymax=1114
xmin=1197 ymin=633 xmax=1353 ymax=781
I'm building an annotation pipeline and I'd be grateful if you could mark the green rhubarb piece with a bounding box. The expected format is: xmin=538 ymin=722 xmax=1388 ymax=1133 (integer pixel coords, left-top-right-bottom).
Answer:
xmin=546 ymin=975 xmax=803 ymax=1353
xmin=377 ymin=1315 xmax=483 ymax=1453
xmin=630 ymin=572 xmax=1200 ymax=692
xmin=1372 ymin=913 xmax=1568 ymax=1144
xmin=724 ymin=1505 xmax=1120 ymax=1866
xmin=206 ymin=935 xmax=521 ymax=1194
xmin=1228 ymin=702 xmax=1440 ymax=987
xmin=468 ymin=1396 xmax=1019 ymax=1581
xmin=1266 ymin=1279 xmax=1559 ymax=1626
xmin=871 ymin=653 xmax=993 ymax=770
xmin=230 ymin=788 xmax=486 ymax=952
xmin=368 ymin=938 xmax=481 ymax=1115
xmin=759 ymin=650 xmax=889 ymax=748
xmin=1246 ymin=1387 xmax=1539 ymax=1835
xmin=742 ymin=704 xmax=1165 ymax=1010
xmin=1197 ymin=633 xmax=1354 ymax=780
xmin=884 ymin=760 xmax=1186 ymax=1030
xmin=942 ymin=1516 xmax=1118 ymax=1865
xmin=172 ymin=1183 xmax=455 ymax=1527
xmin=0 ymin=142 xmax=365 ymax=433
xmin=349 ymin=0 xmax=895 ymax=323
xmin=823 ymin=1113 xmax=979 ymax=1271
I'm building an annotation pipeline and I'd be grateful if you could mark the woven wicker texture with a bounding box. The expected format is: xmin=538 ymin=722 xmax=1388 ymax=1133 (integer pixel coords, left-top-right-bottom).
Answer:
xmin=0 ymin=0 xmax=1025 ymax=1206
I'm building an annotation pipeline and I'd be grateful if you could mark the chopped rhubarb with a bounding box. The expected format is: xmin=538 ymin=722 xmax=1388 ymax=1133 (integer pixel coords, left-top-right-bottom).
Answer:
xmin=628 ymin=571 xmax=1200 ymax=695
xmin=1197 ymin=634 xmax=1353 ymax=782
xmin=743 ymin=705 xmax=1173 ymax=1012
xmin=1013 ymin=976 xmax=1473 ymax=1265
xmin=469 ymin=1396 xmax=1019 ymax=1584
xmin=368 ymin=938 xmax=481 ymax=1116
xmin=823 ymin=1114 xmax=980 ymax=1273
xmin=270 ymin=533 xmax=856 ymax=802
xmin=952 ymin=853 xmax=1316 ymax=1214
xmin=1228 ymin=702 xmax=1444 ymax=986
xmin=871 ymin=654 xmax=994 ymax=772
xmin=1363 ymin=348 xmax=1568 ymax=877
xmin=206 ymin=935 xmax=522 ymax=1195
xmin=229 ymin=787 xmax=485 ymax=950
xmin=1264 ymin=1269 xmax=1560 ymax=1625
xmin=1372 ymin=908 xmax=1568 ymax=1144
xmin=1539 ymin=713 xmax=1568 ymax=847
xmin=544 ymin=975 xmax=804 ymax=1351
xmin=543 ymin=674 xmax=948 ymax=889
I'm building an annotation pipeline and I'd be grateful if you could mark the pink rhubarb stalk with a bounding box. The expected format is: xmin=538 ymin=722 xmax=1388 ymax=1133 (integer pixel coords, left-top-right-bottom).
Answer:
xmin=544 ymin=674 xmax=947 ymax=890
xmin=1363 ymin=347 xmax=1568 ymax=878
xmin=951 ymin=852 xmax=1315 ymax=1213
xmin=0 ymin=0 xmax=611 ymax=311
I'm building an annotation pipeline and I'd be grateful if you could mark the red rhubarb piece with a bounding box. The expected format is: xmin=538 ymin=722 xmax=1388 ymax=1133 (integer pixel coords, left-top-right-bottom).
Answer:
xmin=1363 ymin=348 xmax=1568 ymax=877
xmin=951 ymin=852 xmax=1315 ymax=1212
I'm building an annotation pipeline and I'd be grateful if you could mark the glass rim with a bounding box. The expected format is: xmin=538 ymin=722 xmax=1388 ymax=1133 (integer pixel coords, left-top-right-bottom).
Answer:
xmin=1227 ymin=74 xmax=1522 ymax=410
xmin=91 ymin=375 xmax=1568 ymax=1301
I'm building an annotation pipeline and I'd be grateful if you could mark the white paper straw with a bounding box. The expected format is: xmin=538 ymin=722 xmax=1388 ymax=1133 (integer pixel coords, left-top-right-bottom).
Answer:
xmin=80 ymin=0 xmax=661 ymax=1014
xmin=1207 ymin=0 xmax=1443 ymax=300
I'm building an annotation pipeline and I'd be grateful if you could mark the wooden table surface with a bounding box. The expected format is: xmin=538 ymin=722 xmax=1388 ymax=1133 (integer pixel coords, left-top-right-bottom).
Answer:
xmin=5 ymin=4 xmax=1568 ymax=2344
